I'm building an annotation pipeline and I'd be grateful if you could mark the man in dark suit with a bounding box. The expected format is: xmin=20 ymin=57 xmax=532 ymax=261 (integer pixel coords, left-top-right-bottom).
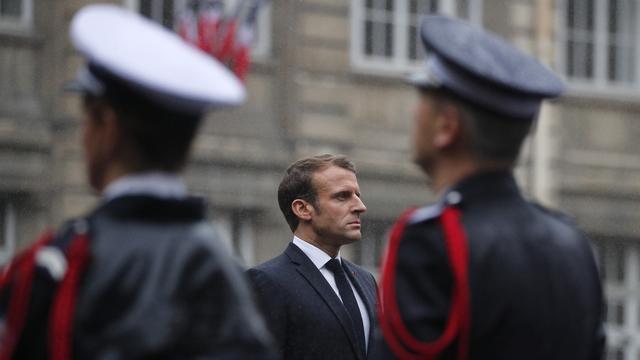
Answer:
xmin=248 ymin=154 xmax=381 ymax=360
xmin=376 ymin=16 xmax=605 ymax=360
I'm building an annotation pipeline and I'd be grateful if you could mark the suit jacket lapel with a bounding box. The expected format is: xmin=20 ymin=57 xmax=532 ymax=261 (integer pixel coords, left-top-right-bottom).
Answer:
xmin=343 ymin=260 xmax=377 ymax=354
xmin=285 ymin=243 xmax=364 ymax=360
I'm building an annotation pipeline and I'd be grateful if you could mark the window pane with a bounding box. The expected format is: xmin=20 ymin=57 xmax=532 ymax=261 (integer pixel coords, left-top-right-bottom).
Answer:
xmin=409 ymin=24 xmax=418 ymax=60
xmin=609 ymin=0 xmax=619 ymax=34
xmin=0 ymin=0 xmax=22 ymax=17
xmin=162 ymin=0 xmax=174 ymax=28
xmin=138 ymin=0 xmax=175 ymax=29
xmin=565 ymin=0 xmax=596 ymax=81
xmin=567 ymin=0 xmax=575 ymax=28
xmin=607 ymin=0 xmax=636 ymax=84
xmin=457 ymin=0 xmax=470 ymax=18
xmin=365 ymin=20 xmax=374 ymax=55
xmin=430 ymin=0 xmax=439 ymax=13
xmin=409 ymin=0 xmax=418 ymax=15
xmin=363 ymin=0 xmax=394 ymax=59
xmin=586 ymin=0 xmax=594 ymax=30
xmin=615 ymin=302 xmax=625 ymax=326
xmin=384 ymin=22 xmax=393 ymax=57
xmin=566 ymin=40 xmax=576 ymax=78
xmin=384 ymin=0 xmax=393 ymax=11
xmin=139 ymin=0 xmax=153 ymax=19
xmin=566 ymin=0 xmax=594 ymax=31
xmin=585 ymin=42 xmax=594 ymax=78
xmin=602 ymin=242 xmax=626 ymax=283
xmin=355 ymin=219 xmax=393 ymax=268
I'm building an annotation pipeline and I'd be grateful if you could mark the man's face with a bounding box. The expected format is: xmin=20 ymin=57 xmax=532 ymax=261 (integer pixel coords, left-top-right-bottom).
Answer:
xmin=412 ymin=91 xmax=440 ymax=173
xmin=309 ymin=165 xmax=367 ymax=247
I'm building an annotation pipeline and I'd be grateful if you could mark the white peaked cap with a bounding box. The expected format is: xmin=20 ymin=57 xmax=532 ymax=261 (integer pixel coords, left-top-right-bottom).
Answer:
xmin=69 ymin=4 xmax=246 ymax=114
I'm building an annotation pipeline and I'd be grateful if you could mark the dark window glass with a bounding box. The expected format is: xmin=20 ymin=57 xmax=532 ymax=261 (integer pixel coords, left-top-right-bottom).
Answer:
xmin=365 ymin=0 xmax=374 ymax=10
xmin=139 ymin=0 xmax=153 ymax=19
xmin=409 ymin=25 xmax=417 ymax=60
xmin=409 ymin=0 xmax=418 ymax=15
xmin=385 ymin=0 xmax=393 ymax=12
xmin=162 ymin=0 xmax=174 ymax=28
xmin=0 ymin=0 xmax=22 ymax=17
xmin=365 ymin=20 xmax=374 ymax=55
xmin=384 ymin=22 xmax=393 ymax=57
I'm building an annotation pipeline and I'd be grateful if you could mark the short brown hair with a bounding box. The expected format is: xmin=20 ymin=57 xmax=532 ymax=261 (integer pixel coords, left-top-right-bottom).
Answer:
xmin=83 ymin=92 xmax=201 ymax=173
xmin=426 ymin=88 xmax=534 ymax=166
xmin=277 ymin=154 xmax=356 ymax=232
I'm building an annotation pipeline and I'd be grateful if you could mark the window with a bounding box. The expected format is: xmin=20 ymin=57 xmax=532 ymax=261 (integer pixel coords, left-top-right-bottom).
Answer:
xmin=211 ymin=208 xmax=256 ymax=266
xmin=353 ymin=219 xmax=393 ymax=274
xmin=0 ymin=202 xmax=16 ymax=265
xmin=124 ymin=0 xmax=271 ymax=59
xmin=0 ymin=0 xmax=32 ymax=31
xmin=351 ymin=0 xmax=483 ymax=73
xmin=593 ymin=240 xmax=640 ymax=359
xmin=557 ymin=0 xmax=639 ymax=90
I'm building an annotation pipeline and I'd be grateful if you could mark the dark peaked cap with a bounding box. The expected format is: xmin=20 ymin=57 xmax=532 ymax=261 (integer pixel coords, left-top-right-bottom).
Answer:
xmin=408 ymin=15 xmax=565 ymax=119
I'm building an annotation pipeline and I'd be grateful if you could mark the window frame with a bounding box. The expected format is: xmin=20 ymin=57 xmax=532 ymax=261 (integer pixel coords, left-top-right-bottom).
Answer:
xmin=555 ymin=0 xmax=640 ymax=94
xmin=350 ymin=0 xmax=483 ymax=75
xmin=0 ymin=0 xmax=33 ymax=32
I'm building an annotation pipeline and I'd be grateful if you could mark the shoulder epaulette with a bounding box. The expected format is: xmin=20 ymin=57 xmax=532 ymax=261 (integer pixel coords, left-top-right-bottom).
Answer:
xmin=408 ymin=203 xmax=443 ymax=225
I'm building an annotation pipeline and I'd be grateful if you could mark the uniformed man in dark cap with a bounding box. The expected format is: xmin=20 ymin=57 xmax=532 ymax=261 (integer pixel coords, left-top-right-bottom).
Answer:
xmin=377 ymin=15 xmax=605 ymax=360
xmin=0 ymin=4 xmax=275 ymax=359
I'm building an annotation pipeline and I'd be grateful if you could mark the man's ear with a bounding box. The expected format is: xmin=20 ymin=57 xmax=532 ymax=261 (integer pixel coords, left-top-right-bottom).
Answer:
xmin=433 ymin=104 xmax=462 ymax=149
xmin=101 ymin=106 xmax=124 ymax=158
xmin=291 ymin=199 xmax=313 ymax=222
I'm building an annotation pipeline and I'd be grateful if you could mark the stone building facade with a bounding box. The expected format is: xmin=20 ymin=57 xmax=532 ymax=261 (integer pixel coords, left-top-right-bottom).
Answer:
xmin=0 ymin=0 xmax=638 ymax=358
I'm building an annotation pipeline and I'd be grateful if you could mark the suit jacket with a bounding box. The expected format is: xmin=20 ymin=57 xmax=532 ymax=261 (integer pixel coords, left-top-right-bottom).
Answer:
xmin=377 ymin=171 xmax=605 ymax=360
xmin=1 ymin=195 xmax=276 ymax=359
xmin=248 ymin=243 xmax=383 ymax=360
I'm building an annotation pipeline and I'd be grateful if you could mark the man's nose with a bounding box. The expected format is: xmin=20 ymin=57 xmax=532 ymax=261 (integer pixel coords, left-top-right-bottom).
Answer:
xmin=353 ymin=196 xmax=367 ymax=213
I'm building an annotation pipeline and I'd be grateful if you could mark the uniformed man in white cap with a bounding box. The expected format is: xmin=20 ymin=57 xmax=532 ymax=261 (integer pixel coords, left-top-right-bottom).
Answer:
xmin=377 ymin=15 xmax=605 ymax=359
xmin=0 ymin=4 xmax=275 ymax=359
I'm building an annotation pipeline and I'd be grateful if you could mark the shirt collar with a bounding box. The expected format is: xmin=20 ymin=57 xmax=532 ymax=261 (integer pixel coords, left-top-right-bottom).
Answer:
xmin=102 ymin=172 xmax=187 ymax=201
xmin=292 ymin=236 xmax=342 ymax=270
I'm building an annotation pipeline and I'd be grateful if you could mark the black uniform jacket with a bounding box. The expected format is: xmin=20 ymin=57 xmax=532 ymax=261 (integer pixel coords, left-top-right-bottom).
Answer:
xmin=379 ymin=171 xmax=605 ymax=360
xmin=1 ymin=195 xmax=276 ymax=359
xmin=248 ymin=243 xmax=384 ymax=360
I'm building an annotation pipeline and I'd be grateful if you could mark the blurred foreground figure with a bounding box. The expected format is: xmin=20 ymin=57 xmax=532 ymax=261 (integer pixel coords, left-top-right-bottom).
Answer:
xmin=377 ymin=16 xmax=605 ymax=360
xmin=0 ymin=4 xmax=275 ymax=359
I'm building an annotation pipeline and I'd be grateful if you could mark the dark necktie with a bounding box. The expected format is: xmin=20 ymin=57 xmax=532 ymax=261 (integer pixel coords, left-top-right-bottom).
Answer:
xmin=325 ymin=258 xmax=367 ymax=357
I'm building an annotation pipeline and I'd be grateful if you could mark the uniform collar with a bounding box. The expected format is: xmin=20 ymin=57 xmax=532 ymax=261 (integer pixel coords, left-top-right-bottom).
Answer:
xmin=102 ymin=172 xmax=187 ymax=201
xmin=409 ymin=170 xmax=520 ymax=225
xmin=292 ymin=236 xmax=342 ymax=270
xmin=450 ymin=170 xmax=520 ymax=203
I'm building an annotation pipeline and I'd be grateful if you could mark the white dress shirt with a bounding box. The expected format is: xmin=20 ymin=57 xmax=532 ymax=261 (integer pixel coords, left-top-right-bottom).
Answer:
xmin=102 ymin=172 xmax=187 ymax=200
xmin=292 ymin=236 xmax=371 ymax=347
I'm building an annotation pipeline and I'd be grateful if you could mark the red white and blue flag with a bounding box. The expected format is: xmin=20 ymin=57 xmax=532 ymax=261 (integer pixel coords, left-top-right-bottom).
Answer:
xmin=176 ymin=0 xmax=270 ymax=82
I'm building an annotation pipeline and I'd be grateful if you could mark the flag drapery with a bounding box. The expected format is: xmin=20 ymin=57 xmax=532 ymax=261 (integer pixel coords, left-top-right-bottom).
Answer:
xmin=177 ymin=0 xmax=269 ymax=82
